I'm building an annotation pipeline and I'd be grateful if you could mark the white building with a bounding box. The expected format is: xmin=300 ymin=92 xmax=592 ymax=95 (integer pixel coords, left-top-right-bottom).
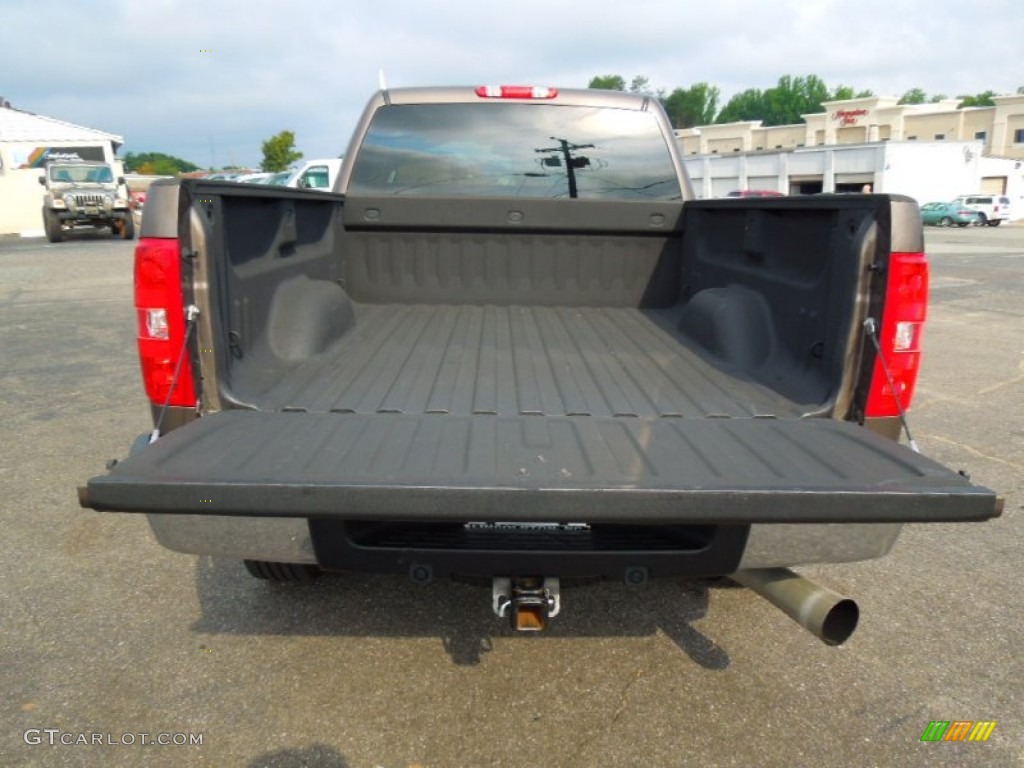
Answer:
xmin=676 ymin=93 xmax=1024 ymax=219
xmin=0 ymin=99 xmax=124 ymax=236
xmin=677 ymin=94 xmax=1024 ymax=160
xmin=682 ymin=140 xmax=1023 ymax=219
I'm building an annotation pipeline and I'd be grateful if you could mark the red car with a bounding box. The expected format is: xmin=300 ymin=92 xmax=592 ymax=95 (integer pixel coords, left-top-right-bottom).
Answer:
xmin=727 ymin=189 xmax=785 ymax=198
xmin=129 ymin=190 xmax=147 ymax=211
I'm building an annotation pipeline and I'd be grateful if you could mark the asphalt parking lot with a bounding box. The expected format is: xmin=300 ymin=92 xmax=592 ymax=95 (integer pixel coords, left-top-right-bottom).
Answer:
xmin=1 ymin=224 xmax=1021 ymax=767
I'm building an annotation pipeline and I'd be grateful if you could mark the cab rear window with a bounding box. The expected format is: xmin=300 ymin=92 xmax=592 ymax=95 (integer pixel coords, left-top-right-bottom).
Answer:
xmin=348 ymin=103 xmax=681 ymax=201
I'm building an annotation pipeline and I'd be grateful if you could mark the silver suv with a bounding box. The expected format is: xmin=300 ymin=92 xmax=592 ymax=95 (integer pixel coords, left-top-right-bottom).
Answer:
xmin=953 ymin=194 xmax=1012 ymax=227
xmin=39 ymin=162 xmax=135 ymax=242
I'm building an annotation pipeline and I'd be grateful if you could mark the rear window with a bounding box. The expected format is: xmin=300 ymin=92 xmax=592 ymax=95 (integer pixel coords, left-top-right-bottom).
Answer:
xmin=348 ymin=103 xmax=681 ymax=201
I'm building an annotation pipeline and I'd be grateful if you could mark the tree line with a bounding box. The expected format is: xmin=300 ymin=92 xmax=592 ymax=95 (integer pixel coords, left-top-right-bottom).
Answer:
xmin=588 ymin=74 xmax=1005 ymax=129
xmin=122 ymin=130 xmax=304 ymax=176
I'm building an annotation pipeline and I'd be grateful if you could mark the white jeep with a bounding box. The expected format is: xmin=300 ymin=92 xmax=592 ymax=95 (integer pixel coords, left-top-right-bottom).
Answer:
xmin=39 ymin=161 xmax=135 ymax=242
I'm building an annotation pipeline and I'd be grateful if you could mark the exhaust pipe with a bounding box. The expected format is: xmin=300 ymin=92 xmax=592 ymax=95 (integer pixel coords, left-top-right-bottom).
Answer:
xmin=732 ymin=568 xmax=859 ymax=646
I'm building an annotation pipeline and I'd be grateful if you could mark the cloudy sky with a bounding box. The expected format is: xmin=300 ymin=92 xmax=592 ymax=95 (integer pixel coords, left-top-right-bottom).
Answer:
xmin=3 ymin=0 xmax=1020 ymax=169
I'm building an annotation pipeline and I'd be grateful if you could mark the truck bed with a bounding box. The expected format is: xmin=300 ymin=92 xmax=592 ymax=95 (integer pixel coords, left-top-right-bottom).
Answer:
xmin=257 ymin=303 xmax=803 ymax=419
xmin=82 ymin=189 xmax=998 ymax=531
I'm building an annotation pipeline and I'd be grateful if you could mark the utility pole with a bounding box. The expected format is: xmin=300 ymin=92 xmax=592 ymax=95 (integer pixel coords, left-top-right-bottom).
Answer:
xmin=535 ymin=137 xmax=594 ymax=198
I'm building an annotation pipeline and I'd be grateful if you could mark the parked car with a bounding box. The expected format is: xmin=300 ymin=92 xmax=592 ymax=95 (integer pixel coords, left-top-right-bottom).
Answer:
xmin=953 ymin=194 xmax=1011 ymax=226
xmin=286 ymin=158 xmax=344 ymax=191
xmin=38 ymin=161 xmax=134 ymax=242
xmin=235 ymin=172 xmax=276 ymax=184
xmin=726 ymin=189 xmax=784 ymax=198
xmin=128 ymin=189 xmax=147 ymax=211
xmin=264 ymin=171 xmax=292 ymax=186
xmin=919 ymin=202 xmax=979 ymax=227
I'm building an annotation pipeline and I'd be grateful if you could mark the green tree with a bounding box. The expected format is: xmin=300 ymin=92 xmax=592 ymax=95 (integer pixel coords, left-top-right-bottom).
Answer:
xmin=588 ymin=74 xmax=625 ymax=91
xmin=715 ymin=87 xmax=765 ymax=124
xmin=899 ymin=88 xmax=953 ymax=104
xmin=260 ymin=130 xmax=303 ymax=172
xmin=663 ymin=82 xmax=720 ymax=128
xmin=717 ymin=75 xmax=868 ymax=126
xmin=122 ymin=151 xmax=199 ymax=174
xmin=628 ymin=75 xmax=651 ymax=94
xmin=763 ymin=74 xmax=830 ymax=125
xmin=957 ymin=90 xmax=997 ymax=108
xmin=831 ymin=85 xmax=874 ymax=101
xmin=898 ymin=87 xmax=928 ymax=105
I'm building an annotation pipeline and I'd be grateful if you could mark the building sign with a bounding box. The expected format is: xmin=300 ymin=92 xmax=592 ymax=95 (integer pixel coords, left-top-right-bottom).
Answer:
xmin=15 ymin=145 xmax=106 ymax=168
xmin=832 ymin=109 xmax=869 ymax=126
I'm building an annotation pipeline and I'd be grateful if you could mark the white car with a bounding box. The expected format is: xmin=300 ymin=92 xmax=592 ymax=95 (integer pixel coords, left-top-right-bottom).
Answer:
xmin=953 ymin=194 xmax=1011 ymax=226
xmin=235 ymin=172 xmax=277 ymax=184
xmin=286 ymin=158 xmax=343 ymax=191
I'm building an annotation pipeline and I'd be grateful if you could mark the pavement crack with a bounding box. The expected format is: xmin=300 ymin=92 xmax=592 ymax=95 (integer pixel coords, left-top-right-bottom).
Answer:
xmin=611 ymin=668 xmax=644 ymax=723
xmin=976 ymin=358 xmax=1024 ymax=395
xmin=921 ymin=433 xmax=1024 ymax=472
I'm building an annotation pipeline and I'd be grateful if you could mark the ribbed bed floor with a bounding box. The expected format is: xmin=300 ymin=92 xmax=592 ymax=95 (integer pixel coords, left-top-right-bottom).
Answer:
xmin=256 ymin=304 xmax=805 ymax=418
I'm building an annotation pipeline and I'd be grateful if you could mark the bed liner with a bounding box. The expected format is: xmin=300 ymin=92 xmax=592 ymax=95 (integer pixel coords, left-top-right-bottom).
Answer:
xmin=254 ymin=303 xmax=807 ymax=418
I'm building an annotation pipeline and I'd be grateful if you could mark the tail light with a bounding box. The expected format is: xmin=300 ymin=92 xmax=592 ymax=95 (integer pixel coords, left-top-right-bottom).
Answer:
xmin=864 ymin=252 xmax=928 ymax=417
xmin=475 ymin=85 xmax=558 ymax=99
xmin=134 ymin=237 xmax=197 ymax=407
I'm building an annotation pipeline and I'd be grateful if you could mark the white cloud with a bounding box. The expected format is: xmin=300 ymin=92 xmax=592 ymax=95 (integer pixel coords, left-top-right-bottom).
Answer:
xmin=1 ymin=0 xmax=1019 ymax=168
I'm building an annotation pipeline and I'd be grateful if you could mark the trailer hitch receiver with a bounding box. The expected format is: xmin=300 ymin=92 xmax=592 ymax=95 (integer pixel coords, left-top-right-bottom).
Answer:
xmin=493 ymin=577 xmax=561 ymax=631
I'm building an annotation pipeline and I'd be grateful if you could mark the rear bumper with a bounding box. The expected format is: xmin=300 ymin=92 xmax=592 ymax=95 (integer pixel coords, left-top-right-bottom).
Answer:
xmin=145 ymin=513 xmax=903 ymax=574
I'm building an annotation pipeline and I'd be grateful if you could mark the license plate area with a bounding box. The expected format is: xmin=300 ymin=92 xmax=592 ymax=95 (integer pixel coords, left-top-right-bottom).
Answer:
xmin=308 ymin=519 xmax=749 ymax=579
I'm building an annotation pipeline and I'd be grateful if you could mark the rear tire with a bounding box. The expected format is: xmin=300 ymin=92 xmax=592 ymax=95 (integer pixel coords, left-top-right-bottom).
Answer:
xmin=119 ymin=212 xmax=136 ymax=240
xmin=43 ymin=209 xmax=64 ymax=243
xmin=939 ymin=216 xmax=952 ymax=227
xmin=243 ymin=560 xmax=322 ymax=583
xmin=988 ymin=219 xmax=1001 ymax=227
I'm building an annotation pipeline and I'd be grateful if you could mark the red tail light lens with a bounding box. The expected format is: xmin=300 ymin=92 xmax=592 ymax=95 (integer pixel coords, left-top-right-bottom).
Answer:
xmin=134 ymin=237 xmax=197 ymax=407
xmin=865 ymin=252 xmax=928 ymax=417
xmin=475 ymin=85 xmax=558 ymax=99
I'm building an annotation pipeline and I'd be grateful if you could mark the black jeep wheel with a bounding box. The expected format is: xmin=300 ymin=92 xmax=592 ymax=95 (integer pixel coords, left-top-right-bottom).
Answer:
xmin=119 ymin=212 xmax=136 ymax=240
xmin=43 ymin=209 xmax=64 ymax=243
xmin=243 ymin=560 xmax=322 ymax=583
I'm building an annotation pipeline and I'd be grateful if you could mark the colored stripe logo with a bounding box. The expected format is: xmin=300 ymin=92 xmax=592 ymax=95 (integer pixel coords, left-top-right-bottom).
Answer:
xmin=920 ymin=720 xmax=996 ymax=742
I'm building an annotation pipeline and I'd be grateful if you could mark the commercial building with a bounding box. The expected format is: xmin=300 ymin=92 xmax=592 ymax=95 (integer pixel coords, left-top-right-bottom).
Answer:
xmin=676 ymin=94 xmax=1024 ymax=218
xmin=0 ymin=99 xmax=124 ymax=236
xmin=677 ymin=94 xmax=1024 ymax=160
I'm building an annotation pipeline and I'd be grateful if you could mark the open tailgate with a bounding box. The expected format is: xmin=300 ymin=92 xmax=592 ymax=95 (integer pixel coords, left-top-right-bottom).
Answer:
xmin=81 ymin=412 xmax=999 ymax=524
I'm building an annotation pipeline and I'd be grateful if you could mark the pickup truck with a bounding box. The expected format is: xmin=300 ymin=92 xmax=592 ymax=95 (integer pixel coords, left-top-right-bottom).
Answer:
xmin=80 ymin=86 xmax=1000 ymax=644
xmin=287 ymin=157 xmax=344 ymax=190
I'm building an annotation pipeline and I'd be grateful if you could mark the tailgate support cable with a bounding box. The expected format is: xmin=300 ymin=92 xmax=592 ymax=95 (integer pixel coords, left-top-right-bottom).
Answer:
xmin=149 ymin=305 xmax=200 ymax=444
xmin=863 ymin=318 xmax=919 ymax=453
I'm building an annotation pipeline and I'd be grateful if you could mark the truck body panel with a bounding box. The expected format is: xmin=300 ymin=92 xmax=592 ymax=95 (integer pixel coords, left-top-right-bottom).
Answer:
xmin=81 ymin=88 xmax=999 ymax=621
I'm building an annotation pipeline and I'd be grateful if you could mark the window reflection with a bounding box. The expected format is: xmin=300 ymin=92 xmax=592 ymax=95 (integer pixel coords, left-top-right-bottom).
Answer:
xmin=349 ymin=103 xmax=681 ymax=201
